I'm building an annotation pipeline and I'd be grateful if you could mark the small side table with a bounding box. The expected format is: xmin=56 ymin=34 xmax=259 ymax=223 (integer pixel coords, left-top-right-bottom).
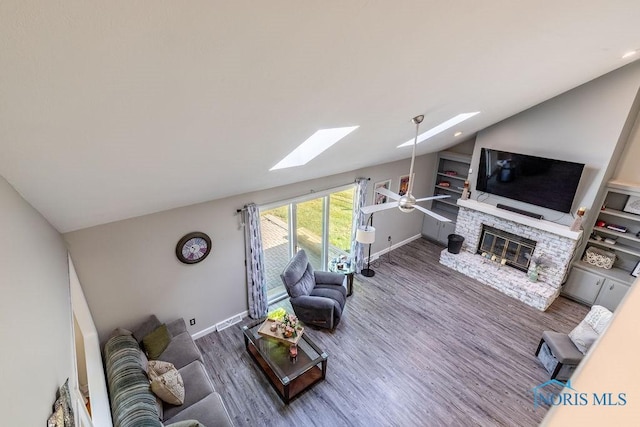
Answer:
xmin=328 ymin=259 xmax=355 ymax=297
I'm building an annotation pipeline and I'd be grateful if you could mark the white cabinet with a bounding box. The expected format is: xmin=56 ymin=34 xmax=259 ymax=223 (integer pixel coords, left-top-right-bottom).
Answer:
xmin=562 ymin=266 xmax=603 ymax=305
xmin=422 ymin=151 xmax=471 ymax=244
xmin=562 ymin=262 xmax=633 ymax=311
xmin=594 ymin=279 xmax=630 ymax=311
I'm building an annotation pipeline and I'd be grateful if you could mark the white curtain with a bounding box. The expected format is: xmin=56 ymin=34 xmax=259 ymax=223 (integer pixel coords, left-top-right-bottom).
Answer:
xmin=351 ymin=178 xmax=368 ymax=273
xmin=242 ymin=203 xmax=268 ymax=319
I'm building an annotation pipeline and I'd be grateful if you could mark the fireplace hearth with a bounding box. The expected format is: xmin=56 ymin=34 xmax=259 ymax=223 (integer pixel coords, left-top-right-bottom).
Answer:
xmin=440 ymin=199 xmax=582 ymax=310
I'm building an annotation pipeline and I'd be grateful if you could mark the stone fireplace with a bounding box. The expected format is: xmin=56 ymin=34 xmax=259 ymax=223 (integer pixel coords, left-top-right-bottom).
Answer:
xmin=440 ymin=199 xmax=582 ymax=310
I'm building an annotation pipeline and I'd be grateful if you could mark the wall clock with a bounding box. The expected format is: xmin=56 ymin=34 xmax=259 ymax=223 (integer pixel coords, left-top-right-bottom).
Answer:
xmin=176 ymin=232 xmax=212 ymax=264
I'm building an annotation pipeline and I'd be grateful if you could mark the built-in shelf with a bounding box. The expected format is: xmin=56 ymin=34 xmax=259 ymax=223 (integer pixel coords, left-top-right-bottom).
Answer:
xmin=435 ymin=185 xmax=463 ymax=194
xmin=565 ymin=180 xmax=640 ymax=309
xmin=584 ymin=181 xmax=640 ymax=260
xmin=422 ymin=150 xmax=472 ymax=244
xmin=436 ymin=172 xmax=467 ymax=182
xmin=599 ymin=207 xmax=640 ymax=222
xmin=437 ymin=199 xmax=461 ymax=208
xmin=608 ymin=179 xmax=640 ymax=193
xmin=587 ymin=238 xmax=640 ymax=257
xmin=593 ymin=226 xmax=640 ymax=244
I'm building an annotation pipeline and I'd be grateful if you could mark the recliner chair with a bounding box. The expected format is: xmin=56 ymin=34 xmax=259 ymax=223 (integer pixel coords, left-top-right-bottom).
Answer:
xmin=280 ymin=250 xmax=347 ymax=330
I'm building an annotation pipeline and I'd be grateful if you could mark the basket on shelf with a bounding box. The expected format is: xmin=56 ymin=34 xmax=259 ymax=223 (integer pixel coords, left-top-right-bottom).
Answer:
xmin=583 ymin=246 xmax=616 ymax=269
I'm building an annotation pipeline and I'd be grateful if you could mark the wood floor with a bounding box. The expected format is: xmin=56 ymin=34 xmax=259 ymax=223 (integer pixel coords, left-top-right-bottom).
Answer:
xmin=196 ymin=238 xmax=588 ymax=427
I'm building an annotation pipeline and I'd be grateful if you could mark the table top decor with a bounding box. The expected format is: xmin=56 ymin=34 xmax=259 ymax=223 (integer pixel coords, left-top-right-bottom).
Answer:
xmin=258 ymin=310 xmax=304 ymax=345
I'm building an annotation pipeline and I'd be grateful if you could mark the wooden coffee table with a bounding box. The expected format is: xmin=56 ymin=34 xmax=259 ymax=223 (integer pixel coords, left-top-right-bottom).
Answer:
xmin=242 ymin=319 xmax=328 ymax=404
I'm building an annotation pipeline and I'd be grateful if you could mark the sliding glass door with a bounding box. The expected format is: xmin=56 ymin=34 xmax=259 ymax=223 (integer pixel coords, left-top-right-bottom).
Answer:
xmin=260 ymin=185 xmax=355 ymax=303
xmin=328 ymin=189 xmax=355 ymax=261
xmin=294 ymin=198 xmax=325 ymax=270
xmin=260 ymin=206 xmax=291 ymax=302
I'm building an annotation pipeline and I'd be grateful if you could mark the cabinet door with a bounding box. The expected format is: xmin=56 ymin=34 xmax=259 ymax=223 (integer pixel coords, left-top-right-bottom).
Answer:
xmin=594 ymin=279 xmax=630 ymax=311
xmin=439 ymin=221 xmax=457 ymax=245
xmin=561 ymin=267 xmax=603 ymax=304
xmin=421 ymin=215 xmax=441 ymax=241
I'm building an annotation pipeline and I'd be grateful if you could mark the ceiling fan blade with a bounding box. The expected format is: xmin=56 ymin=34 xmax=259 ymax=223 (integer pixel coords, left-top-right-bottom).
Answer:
xmin=415 ymin=195 xmax=451 ymax=202
xmin=361 ymin=201 xmax=398 ymax=214
xmin=375 ymin=187 xmax=401 ymax=201
xmin=415 ymin=205 xmax=452 ymax=222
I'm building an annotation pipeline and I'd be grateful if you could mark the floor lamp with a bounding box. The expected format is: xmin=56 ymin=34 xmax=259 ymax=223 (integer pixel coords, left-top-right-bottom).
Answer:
xmin=357 ymin=214 xmax=376 ymax=277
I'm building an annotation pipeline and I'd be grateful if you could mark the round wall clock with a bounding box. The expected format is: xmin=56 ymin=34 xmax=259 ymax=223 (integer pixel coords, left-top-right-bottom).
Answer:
xmin=176 ymin=232 xmax=212 ymax=264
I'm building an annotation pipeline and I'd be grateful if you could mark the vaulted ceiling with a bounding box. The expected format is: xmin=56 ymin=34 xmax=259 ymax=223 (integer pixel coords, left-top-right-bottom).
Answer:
xmin=1 ymin=1 xmax=639 ymax=232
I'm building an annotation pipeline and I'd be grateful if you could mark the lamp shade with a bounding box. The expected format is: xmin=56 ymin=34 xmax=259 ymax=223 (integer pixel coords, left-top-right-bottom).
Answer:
xmin=356 ymin=226 xmax=376 ymax=244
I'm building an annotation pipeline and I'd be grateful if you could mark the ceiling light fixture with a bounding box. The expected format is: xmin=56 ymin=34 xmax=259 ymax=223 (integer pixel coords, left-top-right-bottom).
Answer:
xmin=270 ymin=126 xmax=359 ymax=170
xmin=397 ymin=112 xmax=479 ymax=147
xmin=359 ymin=115 xmax=452 ymax=219
xmin=454 ymin=131 xmax=463 ymax=137
xmin=622 ymin=50 xmax=638 ymax=59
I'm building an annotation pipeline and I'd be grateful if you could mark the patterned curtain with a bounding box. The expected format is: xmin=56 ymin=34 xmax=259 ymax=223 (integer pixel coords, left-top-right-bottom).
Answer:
xmin=351 ymin=178 xmax=368 ymax=273
xmin=242 ymin=203 xmax=268 ymax=319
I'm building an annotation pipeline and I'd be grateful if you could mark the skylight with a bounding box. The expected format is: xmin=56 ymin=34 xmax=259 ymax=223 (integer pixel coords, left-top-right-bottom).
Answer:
xmin=270 ymin=126 xmax=359 ymax=170
xmin=397 ymin=112 xmax=480 ymax=147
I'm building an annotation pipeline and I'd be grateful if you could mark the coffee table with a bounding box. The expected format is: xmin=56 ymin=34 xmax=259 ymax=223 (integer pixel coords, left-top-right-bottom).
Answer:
xmin=242 ymin=319 xmax=328 ymax=404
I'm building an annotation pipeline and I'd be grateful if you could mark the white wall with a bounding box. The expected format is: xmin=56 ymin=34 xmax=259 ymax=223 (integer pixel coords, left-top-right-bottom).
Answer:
xmin=469 ymin=61 xmax=640 ymax=225
xmin=0 ymin=175 xmax=72 ymax=425
xmin=614 ymin=109 xmax=640 ymax=184
xmin=64 ymin=155 xmax=436 ymax=341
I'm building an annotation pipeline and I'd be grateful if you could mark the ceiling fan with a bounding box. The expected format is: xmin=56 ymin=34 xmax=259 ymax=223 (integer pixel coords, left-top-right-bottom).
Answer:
xmin=361 ymin=115 xmax=451 ymax=222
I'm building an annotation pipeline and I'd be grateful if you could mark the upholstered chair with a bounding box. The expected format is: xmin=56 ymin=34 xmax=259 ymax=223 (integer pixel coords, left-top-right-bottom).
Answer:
xmin=535 ymin=305 xmax=613 ymax=381
xmin=280 ymin=250 xmax=347 ymax=330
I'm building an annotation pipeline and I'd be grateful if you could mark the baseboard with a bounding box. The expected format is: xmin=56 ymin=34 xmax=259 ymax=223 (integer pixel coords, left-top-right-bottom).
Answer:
xmin=368 ymin=233 xmax=422 ymax=262
xmin=191 ymin=310 xmax=247 ymax=339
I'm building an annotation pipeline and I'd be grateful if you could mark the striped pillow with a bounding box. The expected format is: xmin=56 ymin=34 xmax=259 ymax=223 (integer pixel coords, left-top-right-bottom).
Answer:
xmin=104 ymin=334 xmax=162 ymax=427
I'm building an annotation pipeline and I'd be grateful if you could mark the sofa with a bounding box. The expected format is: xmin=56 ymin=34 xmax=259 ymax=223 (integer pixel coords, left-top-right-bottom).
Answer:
xmin=104 ymin=315 xmax=233 ymax=427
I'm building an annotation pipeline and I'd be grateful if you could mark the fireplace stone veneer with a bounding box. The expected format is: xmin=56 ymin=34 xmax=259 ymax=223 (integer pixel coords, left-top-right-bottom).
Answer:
xmin=440 ymin=200 xmax=582 ymax=310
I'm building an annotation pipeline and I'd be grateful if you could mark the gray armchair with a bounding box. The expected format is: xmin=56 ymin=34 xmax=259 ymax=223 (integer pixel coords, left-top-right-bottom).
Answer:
xmin=280 ymin=250 xmax=347 ymax=330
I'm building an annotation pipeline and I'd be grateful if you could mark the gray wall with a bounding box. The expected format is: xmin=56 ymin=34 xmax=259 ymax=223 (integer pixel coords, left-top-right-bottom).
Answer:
xmin=469 ymin=61 xmax=640 ymax=225
xmin=64 ymin=154 xmax=436 ymax=341
xmin=614 ymin=109 xmax=640 ymax=183
xmin=0 ymin=175 xmax=72 ymax=425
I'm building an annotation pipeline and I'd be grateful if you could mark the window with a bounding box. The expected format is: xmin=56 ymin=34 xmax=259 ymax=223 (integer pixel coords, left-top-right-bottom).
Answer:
xmin=260 ymin=185 xmax=355 ymax=303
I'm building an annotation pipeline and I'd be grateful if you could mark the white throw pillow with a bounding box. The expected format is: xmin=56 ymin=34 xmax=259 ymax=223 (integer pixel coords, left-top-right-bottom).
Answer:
xmin=584 ymin=305 xmax=613 ymax=335
xmin=148 ymin=360 xmax=185 ymax=405
xmin=568 ymin=305 xmax=613 ymax=354
xmin=568 ymin=321 xmax=598 ymax=354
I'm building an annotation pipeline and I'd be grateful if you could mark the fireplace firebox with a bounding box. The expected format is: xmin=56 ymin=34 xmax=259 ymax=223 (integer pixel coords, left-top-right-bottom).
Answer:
xmin=477 ymin=225 xmax=536 ymax=272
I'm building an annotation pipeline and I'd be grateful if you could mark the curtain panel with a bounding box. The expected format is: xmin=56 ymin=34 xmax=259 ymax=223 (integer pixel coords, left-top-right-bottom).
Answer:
xmin=242 ymin=203 xmax=268 ymax=319
xmin=351 ymin=178 xmax=368 ymax=273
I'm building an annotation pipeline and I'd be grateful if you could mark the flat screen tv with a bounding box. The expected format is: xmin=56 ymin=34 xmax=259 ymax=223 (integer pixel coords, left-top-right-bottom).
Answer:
xmin=476 ymin=148 xmax=585 ymax=213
